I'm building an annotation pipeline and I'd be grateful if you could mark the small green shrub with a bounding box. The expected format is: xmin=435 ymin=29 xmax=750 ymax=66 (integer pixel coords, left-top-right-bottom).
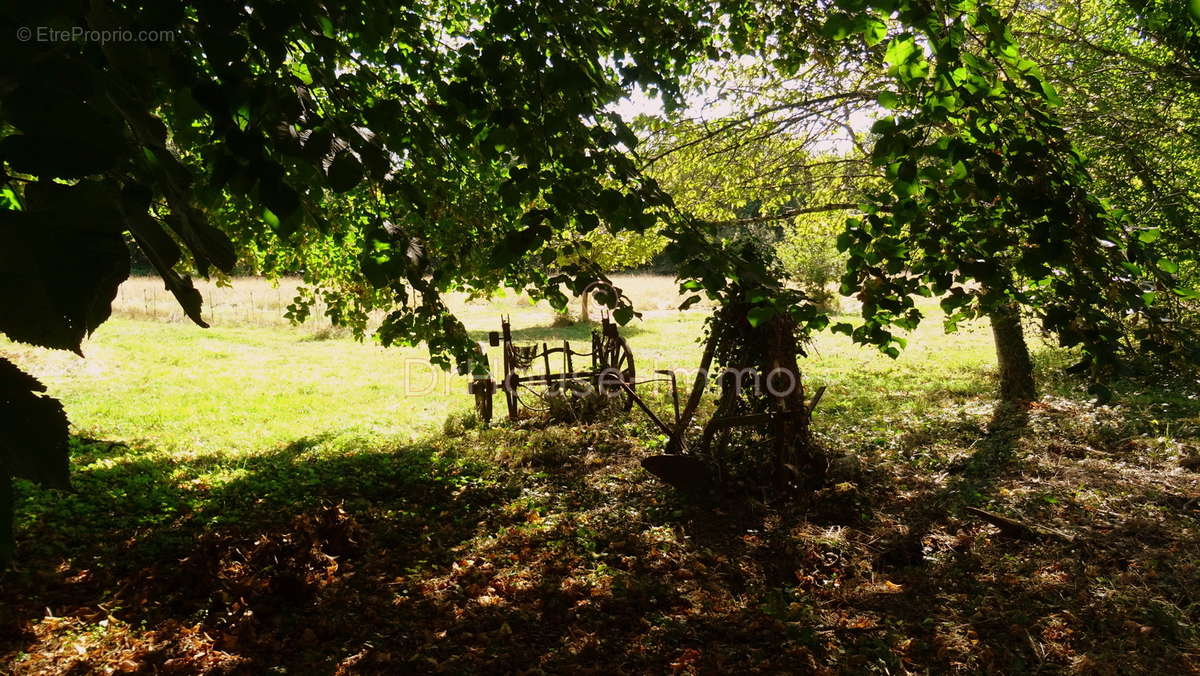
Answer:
xmin=443 ymin=409 xmax=481 ymax=436
xmin=303 ymin=324 xmax=352 ymax=341
xmin=550 ymin=311 xmax=576 ymax=328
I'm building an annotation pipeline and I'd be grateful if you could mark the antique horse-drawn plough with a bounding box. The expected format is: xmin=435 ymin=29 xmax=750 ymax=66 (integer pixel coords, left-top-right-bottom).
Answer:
xmin=466 ymin=297 xmax=828 ymax=490
xmin=468 ymin=314 xmax=646 ymax=423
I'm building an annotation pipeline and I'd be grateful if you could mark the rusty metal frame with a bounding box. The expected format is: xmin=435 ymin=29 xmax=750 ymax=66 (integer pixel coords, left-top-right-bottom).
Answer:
xmin=466 ymin=317 xmax=827 ymax=467
xmin=469 ymin=314 xmax=638 ymax=423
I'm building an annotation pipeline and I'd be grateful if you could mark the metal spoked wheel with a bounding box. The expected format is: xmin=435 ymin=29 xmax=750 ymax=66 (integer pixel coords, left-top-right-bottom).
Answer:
xmin=599 ymin=335 xmax=636 ymax=411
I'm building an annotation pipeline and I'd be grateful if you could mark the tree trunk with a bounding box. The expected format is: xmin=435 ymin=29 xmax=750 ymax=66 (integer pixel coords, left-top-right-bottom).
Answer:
xmin=989 ymin=303 xmax=1036 ymax=405
xmin=579 ymin=292 xmax=590 ymax=322
xmin=761 ymin=314 xmax=825 ymax=490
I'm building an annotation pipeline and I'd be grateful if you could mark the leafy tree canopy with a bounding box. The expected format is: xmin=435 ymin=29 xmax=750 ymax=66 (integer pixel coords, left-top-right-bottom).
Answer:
xmin=1013 ymin=0 xmax=1200 ymax=290
xmin=814 ymin=1 xmax=1196 ymax=387
xmin=1 ymin=0 xmax=711 ymax=563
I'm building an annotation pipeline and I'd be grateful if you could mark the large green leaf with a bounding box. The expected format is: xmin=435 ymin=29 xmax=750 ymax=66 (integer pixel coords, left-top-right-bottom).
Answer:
xmin=0 ymin=134 xmax=121 ymax=179
xmin=0 ymin=358 xmax=70 ymax=489
xmin=328 ymin=151 xmax=364 ymax=193
xmin=0 ymin=83 xmax=128 ymax=179
xmin=0 ymin=359 xmax=70 ymax=568
xmin=122 ymin=200 xmax=209 ymax=328
xmin=0 ymin=210 xmax=130 ymax=353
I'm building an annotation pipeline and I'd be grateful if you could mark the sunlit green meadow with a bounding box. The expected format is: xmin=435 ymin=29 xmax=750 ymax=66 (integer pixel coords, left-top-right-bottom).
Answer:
xmin=2 ymin=274 xmax=1005 ymax=458
xmin=0 ymin=272 xmax=1012 ymax=547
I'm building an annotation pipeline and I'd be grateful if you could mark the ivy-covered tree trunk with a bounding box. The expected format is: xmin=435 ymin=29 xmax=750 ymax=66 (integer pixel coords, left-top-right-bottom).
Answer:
xmin=704 ymin=300 xmax=828 ymax=490
xmin=989 ymin=303 xmax=1037 ymax=405
xmin=760 ymin=314 xmax=826 ymax=490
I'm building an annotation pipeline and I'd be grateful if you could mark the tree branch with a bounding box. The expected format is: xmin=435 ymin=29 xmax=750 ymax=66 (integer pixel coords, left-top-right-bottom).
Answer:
xmin=639 ymin=91 xmax=878 ymax=168
xmin=706 ymin=202 xmax=861 ymax=227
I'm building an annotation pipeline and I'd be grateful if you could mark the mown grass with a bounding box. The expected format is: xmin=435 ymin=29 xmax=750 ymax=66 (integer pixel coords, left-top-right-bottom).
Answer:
xmin=7 ymin=275 xmax=719 ymax=452
xmin=1 ymin=275 xmax=1198 ymax=673
xmin=11 ymin=274 xmax=1002 ymax=453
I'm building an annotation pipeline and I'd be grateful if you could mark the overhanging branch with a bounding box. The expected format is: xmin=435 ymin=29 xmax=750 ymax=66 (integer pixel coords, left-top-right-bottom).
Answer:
xmin=640 ymin=91 xmax=879 ymax=168
xmin=706 ymin=202 xmax=861 ymax=227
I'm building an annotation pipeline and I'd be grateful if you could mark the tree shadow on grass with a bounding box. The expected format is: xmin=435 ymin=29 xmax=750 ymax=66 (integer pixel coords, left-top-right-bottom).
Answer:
xmin=639 ymin=374 xmax=1039 ymax=669
xmin=489 ymin=357 xmax=1200 ymax=672
xmin=4 ymin=363 xmax=1196 ymax=673
xmin=0 ymin=420 xmax=801 ymax=672
xmin=0 ymin=432 xmax=525 ymax=673
xmin=807 ymin=363 xmax=1198 ymax=671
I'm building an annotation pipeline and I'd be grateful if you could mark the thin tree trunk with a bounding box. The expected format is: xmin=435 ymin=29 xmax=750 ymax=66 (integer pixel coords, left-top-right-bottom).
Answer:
xmin=989 ymin=303 xmax=1036 ymax=405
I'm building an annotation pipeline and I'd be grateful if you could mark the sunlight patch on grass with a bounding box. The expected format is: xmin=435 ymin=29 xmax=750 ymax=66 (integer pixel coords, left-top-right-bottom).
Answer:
xmin=1 ymin=276 xmax=1021 ymax=460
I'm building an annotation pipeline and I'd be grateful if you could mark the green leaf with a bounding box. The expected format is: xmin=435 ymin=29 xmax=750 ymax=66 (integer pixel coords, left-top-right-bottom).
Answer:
xmin=863 ymin=17 xmax=888 ymax=46
xmin=821 ymin=13 xmax=856 ymax=41
xmin=1121 ymin=261 xmax=1143 ymax=276
xmin=124 ymin=206 xmax=209 ymax=328
xmin=870 ymin=116 xmax=896 ymax=135
xmin=884 ymin=37 xmax=917 ymax=67
xmin=1039 ymin=80 xmax=1063 ymax=107
xmin=288 ymin=61 xmax=314 ymax=85
xmin=262 ymin=207 xmax=282 ymax=230
xmin=1138 ymin=228 xmax=1161 ymax=244
xmin=0 ymin=186 xmax=21 ymax=210
xmin=235 ymin=104 xmax=251 ymax=131
xmin=0 ymin=358 xmax=70 ymax=490
xmin=0 ymin=211 xmax=130 ymax=353
xmin=328 ymin=151 xmax=363 ymax=193
xmin=949 ymin=161 xmax=967 ymax=181
xmin=836 ymin=229 xmax=855 ymax=253
xmin=317 ymin=16 xmax=335 ymax=38
xmin=746 ymin=306 xmax=775 ymax=328
xmin=0 ymin=87 xmax=127 ymax=178
xmin=597 ymin=188 xmax=624 ymax=217
xmin=1157 ymin=258 xmax=1179 ymax=274
xmin=0 ymin=133 xmax=119 ymax=179
xmin=613 ymin=305 xmax=634 ymax=325
xmin=877 ymin=91 xmax=901 ymax=110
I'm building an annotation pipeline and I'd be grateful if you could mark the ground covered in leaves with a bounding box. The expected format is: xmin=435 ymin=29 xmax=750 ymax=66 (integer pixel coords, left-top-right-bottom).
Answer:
xmin=3 ymin=372 xmax=1199 ymax=674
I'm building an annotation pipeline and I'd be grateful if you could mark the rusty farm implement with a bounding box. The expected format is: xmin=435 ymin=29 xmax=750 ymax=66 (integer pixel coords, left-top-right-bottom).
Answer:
xmin=466 ymin=303 xmax=828 ymax=492
xmin=468 ymin=315 xmax=641 ymax=423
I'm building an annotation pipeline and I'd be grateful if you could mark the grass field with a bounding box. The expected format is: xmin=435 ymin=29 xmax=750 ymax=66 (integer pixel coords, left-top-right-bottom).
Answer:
xmin=2 ymin=275 xmax=1198 ymax=673
xmin=7 ymin=274 xmax=1001 ymax=452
